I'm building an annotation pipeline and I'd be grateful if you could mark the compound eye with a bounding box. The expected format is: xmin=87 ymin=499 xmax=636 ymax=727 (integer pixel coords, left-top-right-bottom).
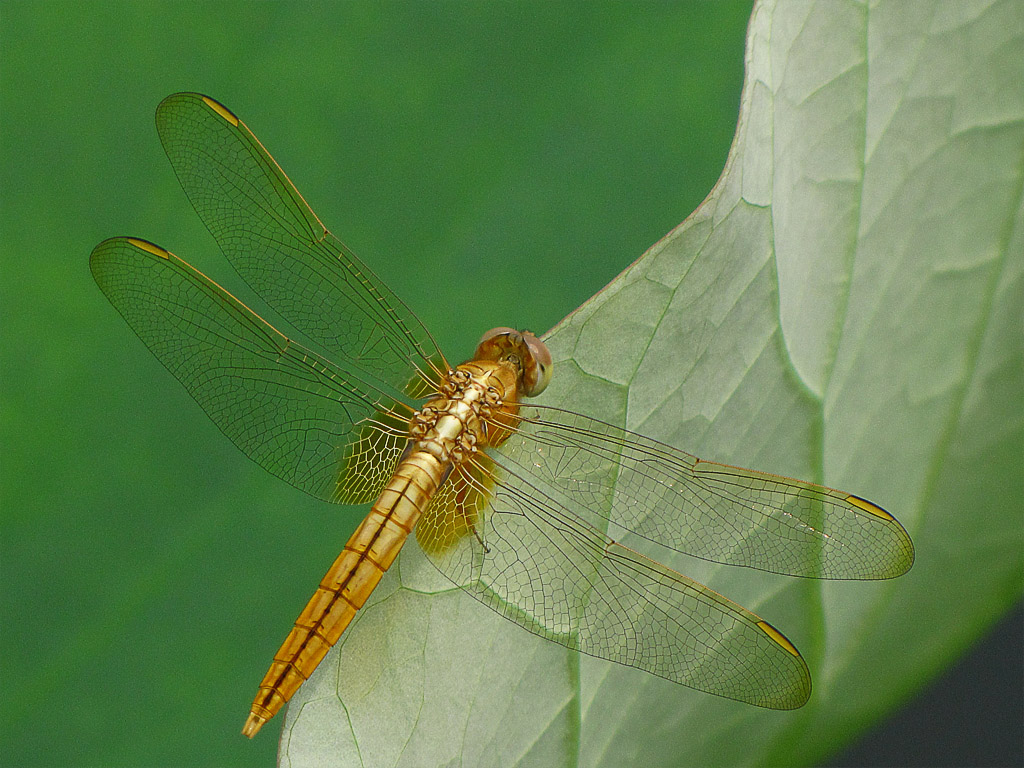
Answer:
xmin=474 ymin=327 xmax=516 ymax=361
xmin=522 ymin=332 xmax=552 ymax=396
xmin=478 ymin=327 xmax=516 ymax=345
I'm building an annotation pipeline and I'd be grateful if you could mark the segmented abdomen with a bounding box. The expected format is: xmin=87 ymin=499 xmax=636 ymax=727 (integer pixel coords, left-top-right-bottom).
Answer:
xmin=244 ymin=450 xmax=445 ymax=735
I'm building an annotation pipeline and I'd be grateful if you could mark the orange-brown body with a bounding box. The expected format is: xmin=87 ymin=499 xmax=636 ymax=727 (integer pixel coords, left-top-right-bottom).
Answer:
xmin=91 ymin=95 xmax=914 ymax=745
xmin=243 ymin=355 xmax=530 ymax=737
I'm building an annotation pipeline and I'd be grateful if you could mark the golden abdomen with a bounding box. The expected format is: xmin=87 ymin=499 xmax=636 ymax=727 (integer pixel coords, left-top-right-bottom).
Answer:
xmin=242 ymin=449 xmax=445 ymax=736
xmin=243 ymin=359 xmax=523 ymax=738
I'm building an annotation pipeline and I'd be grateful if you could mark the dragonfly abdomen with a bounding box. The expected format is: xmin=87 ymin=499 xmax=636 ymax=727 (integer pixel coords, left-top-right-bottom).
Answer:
xmin=243 ymin=358 xmax=531 ymax=736
xmin=243 ymin=449 xmax=446 ymax=737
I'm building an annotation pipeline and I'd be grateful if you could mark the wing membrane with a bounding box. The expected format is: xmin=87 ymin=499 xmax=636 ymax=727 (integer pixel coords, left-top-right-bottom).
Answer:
xmin=154 ymin=92 xmax=447 ymax=396
xmin=425 ymin=455 xmax=811 ymax=709
xmin=492 ymin=405 xmax=914 ymax=580
xmin=90 ymin=237 xmax=409 ymax=505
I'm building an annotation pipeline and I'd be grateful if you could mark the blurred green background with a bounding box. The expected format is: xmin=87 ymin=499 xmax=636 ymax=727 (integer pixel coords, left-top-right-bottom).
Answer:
xmin=1 ymin=3 xmax=754 ymax=765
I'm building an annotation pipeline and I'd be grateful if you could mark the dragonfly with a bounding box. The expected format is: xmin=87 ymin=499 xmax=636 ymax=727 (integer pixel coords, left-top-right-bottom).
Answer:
xmin=90 ymin=93 xmax=914 ymax=739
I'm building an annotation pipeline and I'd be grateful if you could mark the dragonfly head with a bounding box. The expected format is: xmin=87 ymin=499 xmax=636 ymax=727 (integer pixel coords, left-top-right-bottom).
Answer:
xmin=475 ymin=327 xmax=552 ymax=398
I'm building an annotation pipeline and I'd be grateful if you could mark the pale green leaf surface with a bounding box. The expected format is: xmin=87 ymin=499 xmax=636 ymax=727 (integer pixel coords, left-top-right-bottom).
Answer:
xmin=282 ymin=1 xmax=1024 ymax=766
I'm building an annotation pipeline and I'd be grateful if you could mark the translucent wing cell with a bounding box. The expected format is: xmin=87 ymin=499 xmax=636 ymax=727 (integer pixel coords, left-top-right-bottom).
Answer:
xmin=90 ymin=237 xmax=409 ymax=505
xmin=493 ymin=405 xmax=914 ymax=579
xmin=424 ymin=454 xmax=812 ymax=709
xmin=155 ymin=93 xmax=448 ymax=396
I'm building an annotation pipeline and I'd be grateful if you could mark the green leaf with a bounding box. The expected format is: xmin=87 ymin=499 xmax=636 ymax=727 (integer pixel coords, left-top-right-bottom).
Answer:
xmin=280 ymin=1 xmax=1024 ymax=765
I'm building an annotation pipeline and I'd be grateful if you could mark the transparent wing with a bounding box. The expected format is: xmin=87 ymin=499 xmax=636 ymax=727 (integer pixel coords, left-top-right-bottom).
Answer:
xmin=90 ymin=237 xmax=410 ymax=505
xmin=491 ymin=405 xmax=914 ymax=580
xmin=424 ymin=455 xmax=811 ymax=710
xmin=154 ymin=92 xmax=447 ymax=397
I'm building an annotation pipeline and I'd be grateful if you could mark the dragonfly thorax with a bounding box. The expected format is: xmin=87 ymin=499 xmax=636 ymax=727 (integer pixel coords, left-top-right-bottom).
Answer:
xmin=410 ymin=362 xmax=521 ymax=465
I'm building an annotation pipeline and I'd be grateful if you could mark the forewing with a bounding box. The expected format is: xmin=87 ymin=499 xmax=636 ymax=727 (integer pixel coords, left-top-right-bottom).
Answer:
xmin=492 ymin=405 xmax=914 ymax=580
xmin=90 ymin=237 xmax=409 ymax=505
xmin=154 ymin=92 xmax=447 ymax=396
xmin=424 ymin=455 xmax=811 ymax=710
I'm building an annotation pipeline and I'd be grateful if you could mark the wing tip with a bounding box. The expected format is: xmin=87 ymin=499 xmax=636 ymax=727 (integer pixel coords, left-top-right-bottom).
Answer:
xmin=155 ymin=92 xmax=239 ymax=128
xmin=846 ymin=494 xmax=894 ymax=521
xmin=756 ymin=619 xmax=801 ymax=659
xmin=201 ymin=95 xmax=239 ymax=126
xmin=845 ymin=493 xmax=915 ymax=577
xmin=125 ymin=237 xmax=170 ymax=259
xmin=89 ymin=237 xmax=172 ymax=289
